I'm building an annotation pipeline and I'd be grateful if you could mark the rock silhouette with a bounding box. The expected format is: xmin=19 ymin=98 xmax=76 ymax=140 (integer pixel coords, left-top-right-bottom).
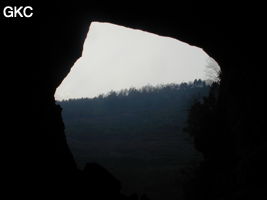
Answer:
xmin=4 ymin=2 xmax=265 ymax=200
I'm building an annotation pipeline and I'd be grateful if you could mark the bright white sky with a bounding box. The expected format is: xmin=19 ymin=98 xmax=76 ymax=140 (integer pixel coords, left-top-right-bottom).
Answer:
xmin=55 ymin=22 xmax=214 ymax=101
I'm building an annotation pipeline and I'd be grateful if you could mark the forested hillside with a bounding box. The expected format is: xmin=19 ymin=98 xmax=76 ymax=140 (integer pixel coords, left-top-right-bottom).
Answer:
xmin=57 ymin=79 xmax=210 ymax=200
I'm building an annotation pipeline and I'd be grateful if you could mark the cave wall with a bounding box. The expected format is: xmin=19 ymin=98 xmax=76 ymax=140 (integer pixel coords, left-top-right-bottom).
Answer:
xmin=30 ymin=2 xmax=266 ymax=198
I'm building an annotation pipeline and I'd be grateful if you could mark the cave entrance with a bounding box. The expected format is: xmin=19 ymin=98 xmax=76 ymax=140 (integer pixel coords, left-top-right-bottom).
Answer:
xmin=55 ymin=22 xmax=220 ymax=200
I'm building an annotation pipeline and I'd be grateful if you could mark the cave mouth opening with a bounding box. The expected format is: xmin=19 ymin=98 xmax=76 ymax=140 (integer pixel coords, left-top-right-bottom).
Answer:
xmin=55 ymin=21 xmax=220 ymax=200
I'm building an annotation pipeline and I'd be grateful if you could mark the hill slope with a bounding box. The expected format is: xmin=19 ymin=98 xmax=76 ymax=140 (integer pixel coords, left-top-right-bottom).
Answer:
xmin=58 ymin=80 xmax=210 ymax=200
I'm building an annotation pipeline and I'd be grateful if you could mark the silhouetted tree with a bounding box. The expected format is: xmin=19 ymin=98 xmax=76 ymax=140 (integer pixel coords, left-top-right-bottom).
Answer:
xmin=204 ymin=57 xmax=221 ymax=84
xmin=184 ymin=82 xmax=219 ymax=159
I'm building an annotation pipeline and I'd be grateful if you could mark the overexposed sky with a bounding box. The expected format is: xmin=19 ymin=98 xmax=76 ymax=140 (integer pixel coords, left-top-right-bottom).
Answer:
xmin=55 ymin=22 xmax=214 ymax=100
